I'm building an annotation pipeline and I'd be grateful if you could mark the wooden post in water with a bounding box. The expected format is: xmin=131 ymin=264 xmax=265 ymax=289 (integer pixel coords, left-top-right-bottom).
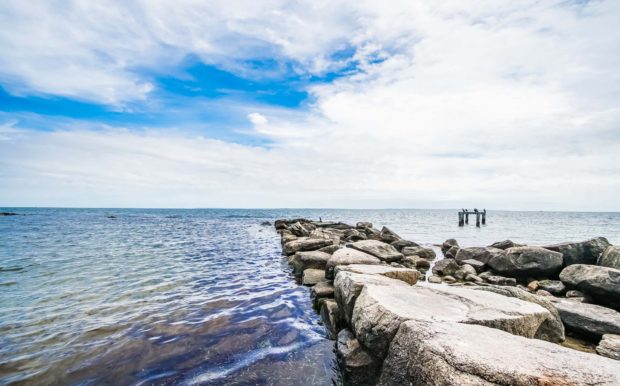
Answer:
xmin=482 ymin=210 xmax=486 ymax=225
xmin=458 ymin=211 xmax=464 ymax=226
xmin=465 ymin=209 xmax=469 ymax=224
xmin=476 ymin=211 xmax=481 ymax=227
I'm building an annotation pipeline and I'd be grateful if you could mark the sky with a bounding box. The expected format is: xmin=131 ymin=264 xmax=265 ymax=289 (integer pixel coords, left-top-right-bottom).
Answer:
xmin=0 ymin=0 xmax=619 ymax=210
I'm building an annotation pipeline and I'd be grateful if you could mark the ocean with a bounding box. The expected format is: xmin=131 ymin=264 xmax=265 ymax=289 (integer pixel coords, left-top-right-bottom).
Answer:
xmin=1 ymin=208 xmax=619 ymax=385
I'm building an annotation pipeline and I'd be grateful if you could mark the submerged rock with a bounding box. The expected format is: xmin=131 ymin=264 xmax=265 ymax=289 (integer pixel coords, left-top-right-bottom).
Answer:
xmin=544 ymin=237 xmax=611 ymax=266
xmin=348 ymin=240 xmax=403 ymax=263
xmin=559 ymin=264 xmax=620 ymax=309
xmin=597 ymin=334 xmax=620 ymax=360
xmin=336 ymin=329 xmax=380 ymax=385
xmin=488 ymin=246 xmax=563 ymax=279
xmin=599 ymin=245 xmax=620 ymax=270
xmin=325 ymin=248 xmax=381 ymax=279
xmin=552 ymin=299 xmax=620 ymax=338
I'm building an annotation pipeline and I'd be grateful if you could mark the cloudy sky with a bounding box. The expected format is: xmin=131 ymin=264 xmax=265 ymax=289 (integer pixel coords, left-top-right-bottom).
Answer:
xmin=0 ymin=0 xmax=619 ymax=210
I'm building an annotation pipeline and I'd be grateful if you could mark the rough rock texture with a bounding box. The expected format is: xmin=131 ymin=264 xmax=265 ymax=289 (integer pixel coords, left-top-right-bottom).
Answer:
xmin=489 ymin=239 xmax=524 ymax=250
xmin=290 ymin=251 xmax=331 ymax=276
xmin=537 ymin=279 xmax=566 ymax=296
xmin=544 ymin=237 xmax=611 ymax=266
xmin=599 ymin=245 xmax=620 ymax=270
xmin=379 ymin=226 xmax=401 ymax=243
xmin=551 ymin=299 xmax=620 ymax=337
xmin=390 ymin=239 xmax=419 ymax=251
xmin=474 ymin=285 xmax=565 ymax=342
xmin=401 ymin=246 xmax=435 ymax=259
xmin=348 ymin=240 xmax=403 ymax=263
xmin=444 ymin=245 xmax=459 ymax=259
xmin=488 ymin=246 xmax=563 ymax=279
xmin=325 ymin=248 xmax=381 ymax=279
xmin=559 ymin=264 xmax=620 ymax=309
xmin=431 ymin=258 xmax=459 ymax=276
xmin=441 ymin=238 xmax=459 ymax=254
xmin=288 ymin=221 xmax=310 ymax=237
xmin=459 ymin=259 xmax=485 ymax=273
xmin=302 ymin=268 xmax=327 ymax=285
xmin=317 ymin=244 xmax=341 ymax=255
xmin=478 ymin=271 xmax=517 ymax=286
xmin=334 ymin=271 xmax=410 ymax=325
xmin=379 ymin=319 xmax=620 ymax=386
xmin=320 ymin=299 xmax=341 ymax=339
xmin=350 ymin=283 xmax=551 ymax=358
xmin=427 ymin=276 xmax=442 ymax=284
xmin=455 ymin=247 xmax=503 ymax=265
xmin=597 ymin=334 xmax=620 ymax=360
xmin=310 ymin=281 xmax=335 ymax=301
xmin=454 ymin=264 xmax=477 ymax=281
xmin=336 ymin=329 xmax=380 ymax=385
xmin=344 ymin=229 xmax=367 ymax=242
xmin=283 ymin=237 xmax=334 ymax=256
xmin=356 ymin=222 xmax=372 ymax=229
xmin=335 ymin=264 xmax=419 ymax=285
xmin=401 ymin=255 xmax=430 ymax=271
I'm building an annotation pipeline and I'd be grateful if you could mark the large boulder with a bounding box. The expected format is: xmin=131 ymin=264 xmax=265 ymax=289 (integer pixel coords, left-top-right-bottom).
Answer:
xmin=401 ymin=246 xmax=435 ymax=260
xmin=290 ymin=251 xmax=331 ymax=276
xmin=288 ymin=221 xmax=310 ymax=237
xmin=489 ymin=239 xmax=524 ymax=250
xmin=441 ymin=238 xmax=458 ymax=254
xmin=551 ymin=299 xmax=620 ymax=338
xmin=320 ymin=299 xmax=341 ymax=339
xmin=343 ymin=228 xmax=367 ymax=242
xmin=455 ymin=247 xmax=503 ymax=265
xmin=302 ymin=268 xmax=327 ymax=285
xmin=379 ymin=226 xmax=401 ymax=243
xmin=599 ymin=245 xmax=620 ymax=270
xmin=379 ymin=319 xmax=620 ymax=386
xmin=350 ymin=283 xmax=551 ymax=359
xmin=348 ymin=240 xmax=403 ymax=263
xmin=431 ymin=258 xmax=459 ymax=276
xmin=544 ymin=237 xmax=611 ymax=266
xmin=597 ymin=334 xmax=620 ymax=361
xmin=390 ymin=239 xmax=419 ymax=252
xmin=488 ymin=246 xmax=563 ymax=279
xmin=444 ymin=245 xmax=459 ymax=259
xmin=325 ymin=248 xmax=381 ymax=279
xmin=537 ymin=279 xmax=567 ymax=296
xmin=335 ymin=264 xmax=420 ymax=285
xmin=283 ymin=237 xmax=334 ymax=256
xmin=336 ymin=329 xmax=381 ymax=385
xmin=559 ymin=264 xmax=620 ymax=309
xmin=474 ymin=285 xmax=565 ymax=342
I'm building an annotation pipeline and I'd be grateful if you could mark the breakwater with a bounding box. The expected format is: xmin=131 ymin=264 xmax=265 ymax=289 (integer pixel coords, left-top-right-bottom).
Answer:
xmin=275 ymin=218 xmax=620 ymax=385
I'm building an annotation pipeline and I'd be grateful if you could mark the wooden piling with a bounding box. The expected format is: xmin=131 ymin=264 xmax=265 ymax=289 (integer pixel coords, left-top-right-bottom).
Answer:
xmin=465 ymin=210 xmax=469 ymax=224
xmin=458 ymin=212 xmax=464 ymax=226
xmin=482 ymin=210 xmax=486 ymax=225
xmin=476 ymin=212 xmax=481 ymax=227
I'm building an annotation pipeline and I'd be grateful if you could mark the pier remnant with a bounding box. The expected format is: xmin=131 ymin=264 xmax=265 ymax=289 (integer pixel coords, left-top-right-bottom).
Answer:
xmin=459 ymin=209 xmax=486 ymax=227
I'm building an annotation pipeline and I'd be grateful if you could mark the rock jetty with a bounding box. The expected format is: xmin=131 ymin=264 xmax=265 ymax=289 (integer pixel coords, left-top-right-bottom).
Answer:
xmin=274 ymin=218 xmax=620 ymax=385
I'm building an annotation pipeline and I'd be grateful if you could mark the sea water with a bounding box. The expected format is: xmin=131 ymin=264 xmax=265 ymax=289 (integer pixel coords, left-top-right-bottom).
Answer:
xmin=1 ymin=208 xmax=619 ymax=385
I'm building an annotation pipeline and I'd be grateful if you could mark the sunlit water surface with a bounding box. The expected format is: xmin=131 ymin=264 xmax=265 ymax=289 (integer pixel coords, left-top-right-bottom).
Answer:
xmin=1 ymin=208 xmax=619 ymax=385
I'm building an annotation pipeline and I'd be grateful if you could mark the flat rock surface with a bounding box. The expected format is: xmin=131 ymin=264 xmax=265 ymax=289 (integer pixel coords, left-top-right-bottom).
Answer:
xmin=290 ymin=251 xmax=331 ymax=275
xmin=380 ymin=319 xmax=620 ymax=386
xmin=302 ymin=268 xmax=327 ymax=285
xmin=310 ymin=281 xmax=335 ymax=299
xmin=348 ymin=240 xmax=403 ymax=262
xmin=326 ymin=248 xmax=381 ymax=278
xmin=335 ymin=264 xmax=419 ymax=285
xmin=551 ymin=299 xmax=620 ymax=337
xmin=350 ymin=282 xmax=551 ymax=358
xmin=283 ymin=237 xmax=334 ymax=255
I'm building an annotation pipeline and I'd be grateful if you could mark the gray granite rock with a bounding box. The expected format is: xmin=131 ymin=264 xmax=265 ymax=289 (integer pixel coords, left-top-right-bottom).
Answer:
xmin=552 ymin=299 xmax=620 ymax=337
xmin=320 ymin=299 xmax=341 ymax=339
xmin=488 ymin=246 xmax=563 ymax=279
xmin=290 ymin=251 xmax=331 ymax=276
xmin=597 ymin=334 xmax=620 ymax=360
xmin=560 ymin=264 xmax=620 ymax=310
xmin=348 ymin=240 xmax=403 ymax=263
xmin=283 ymin=237 xmax=334 ymax=256
xmin=336 ymin=329 xmax=380 ymax=385
xmin=599 ymin=245 xmax=620 ymax=270
xmin=302 ymin=268 xmax=327 ymax=286
xmin=401 ymin=246 xmax=435 ymax=259
xmin=325 ymin=247 xmax=381 ymax=279
xmin=544 ymin=237 xmax=611 ymax=266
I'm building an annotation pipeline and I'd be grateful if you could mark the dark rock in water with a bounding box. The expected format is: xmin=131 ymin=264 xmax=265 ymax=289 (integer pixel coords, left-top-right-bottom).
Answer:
xmin=401 ymin=246 xmax=435 ymax=260
xmin=459 ymin=259 xmax=485 ymax=273
xmin=260 ymin=221 xmax=271 ymax=226
xmin=544 ymin=237 xmax=611 ymax=267
xmin=488 ymin=246 xmax=563 ymax=279
xmin=320 ymin=299 xmax=341 ymax=339
xmin=455 ymin=247 xmax=503 ymax=265
xmin=551 ymin=299 xmax=620 ymax=338
xmin=538 ymin=279 xmax=567 ymax=296
xmin=489 ymin=239 xmax=524 ymax=250
xmin=390 ymin=239 xmax=419 ymax=251
xmin=599 ymin=246 xmax=620 ymax=270
xmin=325 ymin=248 xmax=381 ymax=279
xmin=282 ymin=237 xmax=334 ymax=256
xmin=336 ymin=329 xmax=380 ymax=386
xmin=348 ymin=240 xmax=403 ymax=263
xmin=441 ymin=238 xmax=458 ymax=254
xmin=311 ymin=282 xmax=335 ymax=306
xmin=474 ymin=285 xmax=565 ymax=343
xmin=106 ymin=215 xmax=117 ymax=219
xmin=356 ymin=222 xmax=373 ymax=229
xmin=559 ymin=264 xmax=620 ymax=310
xmin=0 ymin=212 xmax=18 ymax=216
xmin=444 ymin=245 xmax=459 ymax=259
xmin=379 ymin=226 xmax=401 ymax=243
xmin=597 ymin=334 xmax=620 ymax=360
xmin=431 ymin=258 xmax=459 ymax=277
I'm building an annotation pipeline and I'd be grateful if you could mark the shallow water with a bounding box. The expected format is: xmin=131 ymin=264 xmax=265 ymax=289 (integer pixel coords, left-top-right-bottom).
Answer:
xmin=1 ymin=208 xmax=619 ymax=385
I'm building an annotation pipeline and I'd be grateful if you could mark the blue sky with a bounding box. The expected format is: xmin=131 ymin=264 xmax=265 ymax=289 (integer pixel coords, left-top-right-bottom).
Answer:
xmin=0 ymin=0 xmax=619 ymax=209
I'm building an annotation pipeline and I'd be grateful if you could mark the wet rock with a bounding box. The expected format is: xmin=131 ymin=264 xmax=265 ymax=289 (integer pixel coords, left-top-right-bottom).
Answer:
xmin=544 ymin=237 xmax=611 ymax=266
xmin=310 ymin=282 xmax=335 ymax=301
xmin=379 ymin=319 xmax=620 ymax=386
xmin=0 ymin=212 xmax=18 ymax=216
xmin=290 ymin=251 xmax=331 ymax=276
xmin=431 ymin=258 xmax=459 ymax=276
xmin=335 ymin=264 xmax=419 ymax=285
xmin=441 ymin=238 xmax=458 ymax=254
xmin=390 ymin=239 xmax=419 ymax=251
xmin=597 ymin=334 xmax=620 ymax=360
xmin=559 ymin=264 xmax=620 ymax=309
xmin=488 ymin=246 xmax=563 ymax=279
xmin=336 ymin=329 xmax=380 ymax=385
xmin=444 ymin=245 xmax=459 ymax=259
xmin=283 ymin=237 xmax=334 ymax=256
xmin=351 ymin=283 xmax=552 ymax=359
xmin=325 ymin=248 xmax=381 ymax=279
xmin=302 ymin=269 xmax=327 ymax=286
xmin=459 ymin=259 xmax=485 ymax=273
xmin=427 ymin=275 xmax=442 ymax=284
xmin=599 ymin=246 xmax=620 ymax=270
xmin=320 ymin=299 xmax=341 ymax=339
xmin=538 ymin=279 xmax=566 ymax=296
xmin=401 ymin=246 xmax=435 ymax=260
xmin=355 ymin=222 xmax=373 ymax=229
xmin=489 ymin=239 xmax=524 ymax=250
xmin=348 ymin=240 xmax=403 ymax=263
xmin=455 ymin=247 xmax=503 ymax=265
xmin=552 ymin=300 xmax=620 ymax=338
xmin=379 ymin=226 xmax=401 ymax=243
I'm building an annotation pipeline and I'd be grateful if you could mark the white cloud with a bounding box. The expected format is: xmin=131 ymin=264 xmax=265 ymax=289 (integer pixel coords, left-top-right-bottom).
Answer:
xmin=0 ymin=0 xmax=619 ymax=209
